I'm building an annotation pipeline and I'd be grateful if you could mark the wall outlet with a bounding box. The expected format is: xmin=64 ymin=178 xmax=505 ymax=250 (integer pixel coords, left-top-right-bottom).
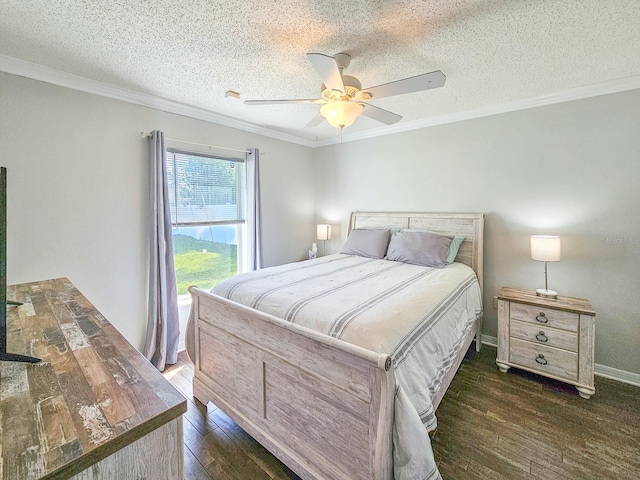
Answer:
xmin=493 ymin=296 xmax=498 ymax=309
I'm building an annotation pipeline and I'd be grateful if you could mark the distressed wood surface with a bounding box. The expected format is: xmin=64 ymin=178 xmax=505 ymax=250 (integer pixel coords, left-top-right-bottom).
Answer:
xmin=190 ymin=289 xmax=395 ymax=480
xmin=68 ymin=418 xmax=183 ymax=480
xmin=0 ymin=278 xmax=187 ymax=480
xmin=496 ymin=287 xmax=596 ymax=398
xmin=509 ymin=337 xmax=578 ymax=382
xmin=510 ymin=302 xmax=579 ymax=333
xmin=577 ymin=314 xmax=596 ymax=399
xmin=510 ymin=319 xmax=579 ymax=352
xmin=498 ymin=287 xmax=595 ymax=316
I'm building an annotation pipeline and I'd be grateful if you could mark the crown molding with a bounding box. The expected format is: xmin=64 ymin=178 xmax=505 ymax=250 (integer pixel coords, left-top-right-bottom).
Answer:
xmin=2 ymin=54 xmax=639 ymax=150
xmin=0 ymin=54 xmax=315 ymax=148
xmin=312 ymin=74 xmax=640 ymax=147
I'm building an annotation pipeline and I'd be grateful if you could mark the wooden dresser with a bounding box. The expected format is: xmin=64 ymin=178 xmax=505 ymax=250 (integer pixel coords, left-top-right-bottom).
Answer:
xmin=0 ymin=278 xmax=186 ymax=479
xmin=496 ymin=287 xmax=596 ymax=399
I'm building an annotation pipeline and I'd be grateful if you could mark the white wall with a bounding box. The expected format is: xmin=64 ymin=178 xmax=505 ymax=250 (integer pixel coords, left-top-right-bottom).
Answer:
xmin=3 ymin=69 xmax=639 ymax=377
xmin=0 ymin=72 xmax=315 ymax=351
xmin=313 ymin=89 xmax=640 ymax=376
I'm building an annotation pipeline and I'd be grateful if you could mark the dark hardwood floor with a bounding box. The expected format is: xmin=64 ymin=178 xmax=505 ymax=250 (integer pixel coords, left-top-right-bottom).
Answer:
xmin=163 ymin=346 xmax=640 ymax=479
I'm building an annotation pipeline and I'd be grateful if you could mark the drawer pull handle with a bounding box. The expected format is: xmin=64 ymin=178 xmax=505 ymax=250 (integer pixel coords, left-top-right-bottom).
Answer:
xmin=535 ymin=354 xmax=548 ymax=365
xmin=536 ymin=331 xmax=549 ymax=343
xmin=536 ymin=312 xmax=548 ymax=324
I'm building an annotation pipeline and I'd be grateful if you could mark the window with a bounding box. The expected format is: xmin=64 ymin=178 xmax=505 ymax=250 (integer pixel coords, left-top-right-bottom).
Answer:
xmin=166 ymin=149 xmax=246 ymax=295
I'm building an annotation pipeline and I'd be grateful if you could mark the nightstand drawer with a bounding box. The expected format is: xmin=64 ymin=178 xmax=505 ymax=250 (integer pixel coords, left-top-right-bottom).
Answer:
xmin=510 ymin=319 xmax=578 ymax=352
xmin=510 ymin=302 xmax=578 ymax=333
xmin=510 ymin=338 xmax=578 ymax=381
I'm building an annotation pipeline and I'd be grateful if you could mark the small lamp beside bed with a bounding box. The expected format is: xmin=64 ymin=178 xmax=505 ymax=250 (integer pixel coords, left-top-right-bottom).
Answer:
xmin=316 ymin=224 xmax=332 ymax=256
xmin=531 ymin=235 xmax=561 ymax=298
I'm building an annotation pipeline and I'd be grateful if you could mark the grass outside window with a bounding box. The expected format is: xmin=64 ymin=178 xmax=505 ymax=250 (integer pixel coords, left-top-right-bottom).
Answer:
xmin=173 ymin=234 xmax=237 ymax=295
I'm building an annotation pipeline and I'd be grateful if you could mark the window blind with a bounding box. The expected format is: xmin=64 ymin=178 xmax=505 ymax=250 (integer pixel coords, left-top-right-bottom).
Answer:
xmin=167 ymin=149 xmax=246 ymax=226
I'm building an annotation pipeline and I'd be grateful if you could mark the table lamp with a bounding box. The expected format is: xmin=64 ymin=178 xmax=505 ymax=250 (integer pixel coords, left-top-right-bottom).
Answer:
xmin=530 ymin=235 xmax=561 ymax=298
xmin=317 ymin=224 xmax=332 ymax=256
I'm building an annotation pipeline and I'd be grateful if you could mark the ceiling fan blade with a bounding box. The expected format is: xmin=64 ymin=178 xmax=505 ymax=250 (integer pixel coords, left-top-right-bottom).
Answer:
xmin=307 ymin=53 xmax=345 ymax=95
xmin=359 ymin=102 xmax=403 ymax=125
xmin=245 ymin=99 xmax=325 ymax=105
xmin=361 ymin=70 xmax=446 ymax=100
xmin=305 ymin=113 xmax=325 ymax=128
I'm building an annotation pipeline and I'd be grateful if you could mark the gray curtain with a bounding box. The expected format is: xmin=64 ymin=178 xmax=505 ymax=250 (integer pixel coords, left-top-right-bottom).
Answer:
xmin=246 ymin=148 xmax=263 ymax=271
xmin=143 ymin=130 xmax=180 ymax=371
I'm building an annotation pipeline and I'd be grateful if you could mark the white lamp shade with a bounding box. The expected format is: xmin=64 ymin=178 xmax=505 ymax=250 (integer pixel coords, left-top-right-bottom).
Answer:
xmin=531 ymin=235 xmax=561 ymax=262
xmin=320 ymin=101 xmax=363 ymax=128
xmin=317 ymin=224 xmax=332 ymax=241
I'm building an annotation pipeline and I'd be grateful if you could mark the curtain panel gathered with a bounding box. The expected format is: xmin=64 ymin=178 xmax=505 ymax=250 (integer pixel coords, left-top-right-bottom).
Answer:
xmin=246 ymin=148 xmax=263 ymax=271
xmin=143 ymin=130 xmax=180 ymax=371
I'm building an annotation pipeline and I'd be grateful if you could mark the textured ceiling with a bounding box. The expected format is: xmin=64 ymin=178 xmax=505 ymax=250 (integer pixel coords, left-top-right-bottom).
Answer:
xmin=1 ymin=0 xmax=639 ymax=142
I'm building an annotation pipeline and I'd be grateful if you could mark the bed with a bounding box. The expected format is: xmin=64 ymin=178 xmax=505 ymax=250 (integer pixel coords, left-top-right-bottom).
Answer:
xmin=186 ymin=211 xmax=484 ymax=480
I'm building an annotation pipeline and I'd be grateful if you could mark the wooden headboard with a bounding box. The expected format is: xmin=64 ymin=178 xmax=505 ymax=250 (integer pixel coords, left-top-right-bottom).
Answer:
xmin=348 ymin=211 xmax=485 ymax=294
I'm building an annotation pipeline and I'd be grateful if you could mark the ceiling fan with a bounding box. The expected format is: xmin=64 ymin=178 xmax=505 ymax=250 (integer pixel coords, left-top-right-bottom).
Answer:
xmin=245 ymin=53 xmax=446 ymax=130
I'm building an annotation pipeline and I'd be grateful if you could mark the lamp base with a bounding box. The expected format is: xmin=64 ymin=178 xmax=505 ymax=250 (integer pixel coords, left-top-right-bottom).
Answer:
xmin=536 ymin=288 xmax=558 ymax=299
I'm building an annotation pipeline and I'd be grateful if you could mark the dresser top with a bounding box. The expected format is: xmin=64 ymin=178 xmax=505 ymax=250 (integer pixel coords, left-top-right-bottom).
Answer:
xmin=1 ymin=278 xmax=186 ymax=479
xmin=497 ymin=287 xmax=595 ymax=316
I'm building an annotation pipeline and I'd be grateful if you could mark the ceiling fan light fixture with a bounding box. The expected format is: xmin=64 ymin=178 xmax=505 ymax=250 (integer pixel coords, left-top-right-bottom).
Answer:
xmin=320 ymin=101 xmax=363 ymax=128
xmin=246 ymin=52 xmax=446 ymax=131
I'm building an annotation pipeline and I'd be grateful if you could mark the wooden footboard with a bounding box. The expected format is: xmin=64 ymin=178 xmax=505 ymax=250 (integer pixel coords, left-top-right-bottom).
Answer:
xmin=189 ymin=286 xmax=396 ymax=480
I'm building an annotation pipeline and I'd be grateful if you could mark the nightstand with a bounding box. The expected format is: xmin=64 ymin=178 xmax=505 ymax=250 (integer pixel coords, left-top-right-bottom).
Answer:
xmin=496 ymin=287 xmax=596 ymax=399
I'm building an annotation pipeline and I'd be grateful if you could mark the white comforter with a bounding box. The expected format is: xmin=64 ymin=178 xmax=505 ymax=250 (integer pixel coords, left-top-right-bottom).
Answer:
xmin=211 ymin=254 xmax=483 ymax=480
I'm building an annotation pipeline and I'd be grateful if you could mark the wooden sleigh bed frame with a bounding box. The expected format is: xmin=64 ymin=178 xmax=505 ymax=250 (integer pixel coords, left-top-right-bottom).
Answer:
xmin=186 ymin=211 xmax=484 ymax=480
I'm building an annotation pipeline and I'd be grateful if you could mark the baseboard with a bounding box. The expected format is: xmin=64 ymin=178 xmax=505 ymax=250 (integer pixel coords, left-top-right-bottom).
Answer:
xmin=481 ymin=334 xmax=498 ymax=348
xmin=594 ymin=364 xmax=640 ymax=387
xmin=480 ymin=334 xmax=640 ymax=387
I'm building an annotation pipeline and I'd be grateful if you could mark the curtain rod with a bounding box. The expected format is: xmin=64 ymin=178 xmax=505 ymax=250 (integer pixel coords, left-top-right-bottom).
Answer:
xmin=140 ymin=132 xmax=251 ymax=154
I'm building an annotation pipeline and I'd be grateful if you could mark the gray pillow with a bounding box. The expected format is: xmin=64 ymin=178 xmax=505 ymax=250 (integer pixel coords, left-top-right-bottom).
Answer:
xmin=386 ymin=231 xmax=453 ymax=268
xmin=401 ymin=229 xmax=465 ymax=264
xmin=340 ymin=229 xmax=391 ymax=259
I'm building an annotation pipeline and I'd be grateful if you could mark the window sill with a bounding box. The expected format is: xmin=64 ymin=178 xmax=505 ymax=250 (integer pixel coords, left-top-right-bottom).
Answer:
xmin=177 ymin=294 xmax=192 ymax=308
